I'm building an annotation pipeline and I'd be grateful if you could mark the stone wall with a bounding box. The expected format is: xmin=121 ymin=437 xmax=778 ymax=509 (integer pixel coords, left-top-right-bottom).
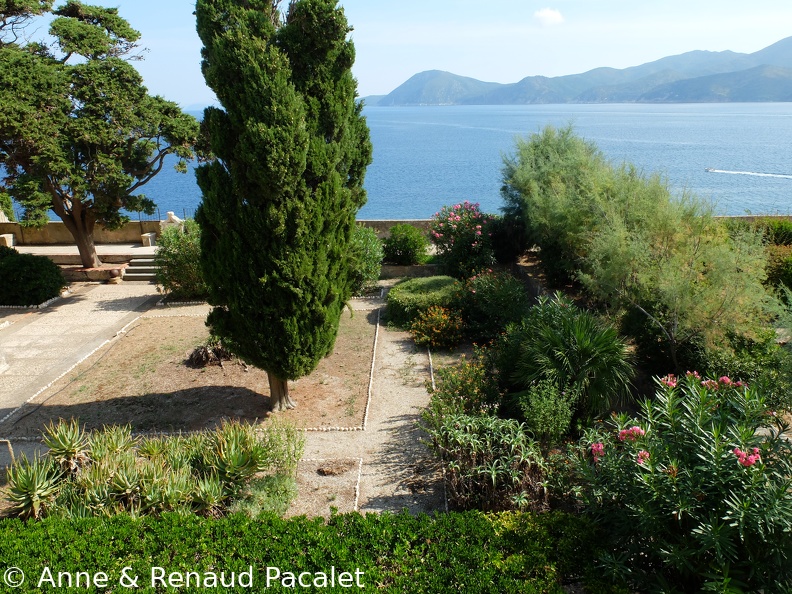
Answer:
xmin=0 ymin=221 xmax=162 ymax=245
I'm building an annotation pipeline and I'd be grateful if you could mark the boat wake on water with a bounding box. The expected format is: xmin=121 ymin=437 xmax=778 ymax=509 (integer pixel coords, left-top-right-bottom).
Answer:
xmin=705 ymin=168 xmax=792 ymax=180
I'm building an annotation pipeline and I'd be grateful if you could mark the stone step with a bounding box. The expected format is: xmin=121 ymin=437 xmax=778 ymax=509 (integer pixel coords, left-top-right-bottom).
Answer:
xmin=123 ymin=272 xmax=156 ymax=282
xmin=127 ymin=258 xmax=156 ymax=267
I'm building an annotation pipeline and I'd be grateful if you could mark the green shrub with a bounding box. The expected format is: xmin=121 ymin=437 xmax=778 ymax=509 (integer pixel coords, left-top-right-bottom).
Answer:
xmin=423 ymin=350 xmax=501 ymax=432
xmin=0 ymin=244 xmax=18 ymax=261
xmin=0 ymin=511 xmax=621 ymax=593
xmin=426 ymin=413 xmax=546 ymax=512
xmin=0 ymin=191 xmax=14 ymax=221
xmin=154 ymin=219 xmax=208 ymax=301
xmin=574 ymin=373 xmax=792 ymax=592
xmin=489 ymin=214 xmax=527 ymax=264
xmin=454 ymin=270 xmax=530 ymax=341
xmin=348 ymin=224 xmax=383 ymax=295
xmin=4 ymin=419 xmax=304 ymax=520
xmin=386 ymin=275 xmax=460 ymax=327
xmin=0 ymin=251 xmax=64 ymax=306
xmin=516 ymin=380 xmax=576 ymax=447
xmin=765 ymin=244 xmax=792 ymax=290
xmin=382 ymin=223 xmax=428 ymax=265
xmin=757 ymin=217 xmax=792 ymax=245
xmin=409 ymin=305 xmax=464 ymax=349
xmin=430 ymin=201 xmax=496 ymax=278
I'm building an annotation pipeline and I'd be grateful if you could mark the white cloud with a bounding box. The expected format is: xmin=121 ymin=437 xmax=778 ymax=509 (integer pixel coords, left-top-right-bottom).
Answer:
xmin=534 ymin=8 xmax=564 ymax=27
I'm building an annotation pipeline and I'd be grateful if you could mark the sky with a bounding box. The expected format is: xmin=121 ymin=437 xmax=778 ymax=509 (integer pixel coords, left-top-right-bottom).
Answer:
xmin=31 ymin=0 xmax=792 ymax=108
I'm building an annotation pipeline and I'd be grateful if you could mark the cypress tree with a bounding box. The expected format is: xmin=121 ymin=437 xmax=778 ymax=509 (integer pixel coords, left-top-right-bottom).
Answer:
xmin=195 ymin=0 xmax=372 ymax=411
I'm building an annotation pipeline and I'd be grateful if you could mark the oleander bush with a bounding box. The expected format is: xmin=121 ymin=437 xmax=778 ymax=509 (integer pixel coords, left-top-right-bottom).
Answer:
xmin=573 ymin=373 xmax=792 ymax=592
xmin=430 ymin=201 xmax=496 ymax=278
xmin=349 ymin=224 xmax=383 ymax=294
xmin=409 ymin=305 xmax=464 ymax=349
xmin=382 ymin=223 xmax=428 ymax=265
xmin=386 ymin=275 xmax=460 ymax=327
xmin=489 ymin=213 xmax=527 ymax=264
xmin=155 ymin=219 xmax=208 ymax=301
xmin=0 ymin=250 xmax=64 ymax=306
xmin=5 ymin=419 xmax=303 ymax=520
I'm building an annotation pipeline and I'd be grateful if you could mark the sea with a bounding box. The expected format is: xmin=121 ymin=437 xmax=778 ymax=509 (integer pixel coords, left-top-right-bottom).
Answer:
xmin=51 ymin=103 xmax=792 ymax=222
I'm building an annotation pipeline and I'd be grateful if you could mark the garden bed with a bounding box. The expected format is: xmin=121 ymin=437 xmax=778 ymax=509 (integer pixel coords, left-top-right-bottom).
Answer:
xmin=0 ymin=309 xmax=377 ymax=438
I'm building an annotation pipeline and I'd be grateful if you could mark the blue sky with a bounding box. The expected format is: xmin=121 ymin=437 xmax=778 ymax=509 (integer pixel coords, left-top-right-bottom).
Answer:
xmin=47 ymin=0 xmax=792 ymax=108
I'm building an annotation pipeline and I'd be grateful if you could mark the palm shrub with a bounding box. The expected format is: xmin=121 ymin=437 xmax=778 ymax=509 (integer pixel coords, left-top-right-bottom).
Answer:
xmin=154 ymin=219 xmax=208 ymax=301
xmin=382 ymin=223 xmax=428 ymax=265
xmin=498 ymin=293 xmax=633 ymax=418
xmin=573 ymin=373 xmax=792 ymax=592
xmin=348 ymin=224 xmax=383 ymax=295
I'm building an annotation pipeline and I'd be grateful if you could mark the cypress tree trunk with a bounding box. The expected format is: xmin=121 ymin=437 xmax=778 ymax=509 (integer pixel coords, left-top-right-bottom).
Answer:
xmin=268 ymin=373 xmax=296 ymax=412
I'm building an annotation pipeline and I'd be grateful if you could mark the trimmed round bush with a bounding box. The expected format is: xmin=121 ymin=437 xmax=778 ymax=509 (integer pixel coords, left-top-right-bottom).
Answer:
xmin=453 ymin=270 xmax=530 ymax=341
xmin=386 ymin=275 xmax=460 ymax=327
xmin=154 ymin=220 xmax=208 ymax=301
xmin=348 ymin=224 xmax=383 ymax=295
xmin=0 ymin=251 xmax=64 ymax=306
xmin=383 ymin=223 xmax=429 ymax=265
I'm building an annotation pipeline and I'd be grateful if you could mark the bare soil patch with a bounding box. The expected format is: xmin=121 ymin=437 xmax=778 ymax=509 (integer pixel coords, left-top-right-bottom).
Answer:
xmin=1 ymin=309 xmax=377 ymax=438
xmin=286 ymin=458 xmax=360 ymax=518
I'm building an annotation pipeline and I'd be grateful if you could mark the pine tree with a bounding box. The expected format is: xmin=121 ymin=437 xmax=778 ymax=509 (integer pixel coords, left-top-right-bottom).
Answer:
xmin=195 ymin=0 xmax=372 ymax=411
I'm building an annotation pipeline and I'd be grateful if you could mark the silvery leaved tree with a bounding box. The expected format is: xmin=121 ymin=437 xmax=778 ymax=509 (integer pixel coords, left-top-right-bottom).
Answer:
xmin=195 ymin=0 xmax=372 ymax=411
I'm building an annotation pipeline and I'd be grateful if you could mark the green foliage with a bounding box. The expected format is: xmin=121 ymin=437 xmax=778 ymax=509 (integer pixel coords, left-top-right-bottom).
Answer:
xmin=489 ymin=213 xmax=527 ymax=264
xmin=195 ymin=0 xmax=372 ymax=411
xmin=430 ymin=201 xmax=496 ymax=278
xmin=0 ymin=511 xmax=619 ymax=593
xmin=423 ymin=350 xmax=502 ymax=431
xmin=454 ymin=270 xmax=530 ymax=341
xmin=382 ymin=223 xmax=429 ymax=265
xmin=516 ymin=380 xmax=576 ymax=447
xmin=573 ymin=374 xmax=792 ymax=592
xmin=0 ymin=191 xmax=14 ymax=221
xmin=764 ymin=244 xmax=792 ymax=291
xmin=425 ymin=413 xmax=547 ymax=512
xmin=0 ymin=251 xmax=64 ymax=305
xmin=0 ymin=2 xmax=199 ymax=267
xmin=409 ymin=305 xmax=464 ymax=349
xmin=497 ymin=293 xmax=633 ymax=418
xmin=154 ymin=220 xmax=208 ymax=301
xmin=501 ymin=124 xmax=609 ymax=283
xmin=348 ymin=224 xmax=383 ymax=295
xmin=386 ymin=275 xmax=460 ymax=327
xmin=4 ymin=419 xmax=304 ymax=520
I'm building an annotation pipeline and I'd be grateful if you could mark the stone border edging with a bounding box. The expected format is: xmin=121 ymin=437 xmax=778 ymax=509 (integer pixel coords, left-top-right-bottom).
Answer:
xmin=0 ymin=294 xmax=61 ymax=311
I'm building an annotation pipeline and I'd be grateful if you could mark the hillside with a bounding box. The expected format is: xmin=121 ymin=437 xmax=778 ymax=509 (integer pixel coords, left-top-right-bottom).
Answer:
xmin=368 ymin=36 xmax=792 ymax=105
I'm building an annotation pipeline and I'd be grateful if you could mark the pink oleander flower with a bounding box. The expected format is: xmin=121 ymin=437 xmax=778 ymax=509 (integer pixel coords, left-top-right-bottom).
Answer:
xmin=733 ymin=447 xmax=761 ymax=467
xmin=618 ymin=426 xmax=645 ymax=442
xmin=701 ymin=379 xmax=719 ymax=390
xmin=686 ymin=370 xmax=701 ymax=379
xmin=719 ymin=376 xmax=733 ymax=386
xmin=591 ymin=442 xmax=605 ymax=462
xmin=637 ymin=450 xmax=650 ymax=465
xmin=660 ymin=374 xmax=677 ymax=388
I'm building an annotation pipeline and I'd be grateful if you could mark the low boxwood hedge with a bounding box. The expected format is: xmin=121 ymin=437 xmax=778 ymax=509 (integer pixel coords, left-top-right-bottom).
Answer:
xmin=0 ymin=251 xmax=64 ymax=306
xmin=386 ymin=276 xmax=460 ymax=327
xmin=0 ymin=511 xmax=619 ymax=593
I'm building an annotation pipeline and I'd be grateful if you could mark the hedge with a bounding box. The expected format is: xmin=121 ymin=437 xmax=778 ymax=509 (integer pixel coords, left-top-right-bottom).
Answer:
xmin=0 ymin=511 xmax=620 ymax=593
xmin=386 ymin=276 xmax=460 ymax=327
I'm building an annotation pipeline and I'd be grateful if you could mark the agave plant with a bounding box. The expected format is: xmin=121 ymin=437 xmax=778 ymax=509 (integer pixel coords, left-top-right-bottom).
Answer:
xmin=192 ymin=474 xmax=226 ymax=517
xmin=6 ymin=453 xmax=62 ymax=519
xmin=42 ymin=418 xmax=89 ymax=475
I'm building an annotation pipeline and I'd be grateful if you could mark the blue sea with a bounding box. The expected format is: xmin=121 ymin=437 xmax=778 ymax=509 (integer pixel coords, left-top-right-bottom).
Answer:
xmin=107 ymin=103 xmax=792 ymax=221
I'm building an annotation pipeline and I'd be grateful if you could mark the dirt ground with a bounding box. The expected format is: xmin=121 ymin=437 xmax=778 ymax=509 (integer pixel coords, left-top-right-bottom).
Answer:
xmin=1 ymin=308 xmax=377 ymax=438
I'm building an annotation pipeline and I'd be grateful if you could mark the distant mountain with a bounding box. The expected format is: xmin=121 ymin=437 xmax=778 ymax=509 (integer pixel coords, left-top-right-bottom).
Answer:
xmin=369 ymin=36 xmax=792 ymax=105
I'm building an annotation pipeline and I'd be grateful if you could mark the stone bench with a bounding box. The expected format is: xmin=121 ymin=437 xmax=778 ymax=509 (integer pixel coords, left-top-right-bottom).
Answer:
xmin=0 ymin=233 xmax=15 ymax=247
xmin=141 ymin=232 xmax=157 ymax=247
